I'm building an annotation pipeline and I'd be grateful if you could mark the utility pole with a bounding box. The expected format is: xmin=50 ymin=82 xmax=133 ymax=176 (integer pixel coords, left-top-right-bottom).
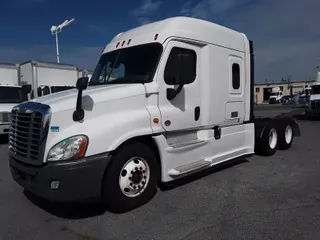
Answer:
xmin=50 ymin=18 xmax=75 ymax=63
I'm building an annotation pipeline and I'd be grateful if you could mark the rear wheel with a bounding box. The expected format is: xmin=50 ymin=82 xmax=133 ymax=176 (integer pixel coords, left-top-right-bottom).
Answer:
xmin=102 ymin=142 xmax=159 ymax=213
xmin=255 ymin=123 xmax=278 ymax=156
xmin=278 ymin=123 xmax=293 ymax=150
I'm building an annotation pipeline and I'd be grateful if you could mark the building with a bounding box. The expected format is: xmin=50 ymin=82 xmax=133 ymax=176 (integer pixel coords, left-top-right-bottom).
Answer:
xmin=254 ymin=80 xmax=315 ymax=104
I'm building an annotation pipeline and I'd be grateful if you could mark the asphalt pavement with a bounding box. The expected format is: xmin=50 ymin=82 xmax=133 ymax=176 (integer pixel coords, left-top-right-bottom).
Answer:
xmin=1 ymin=105 xmax=320 ymax=240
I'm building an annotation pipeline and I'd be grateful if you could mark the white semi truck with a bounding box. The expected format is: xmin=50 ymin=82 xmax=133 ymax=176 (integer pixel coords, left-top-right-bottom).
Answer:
xmin=0 ymin=63 xmax=27 ymax=136
xmin=19 ymin=60 xmax=78 ymax=99
xmin=305 ymin=69 xmax=320 ymax=115
xmin=8 ymin=17 xmax=301 ymax=213
xmin=268 ymin=87 xmax=283 ymax=104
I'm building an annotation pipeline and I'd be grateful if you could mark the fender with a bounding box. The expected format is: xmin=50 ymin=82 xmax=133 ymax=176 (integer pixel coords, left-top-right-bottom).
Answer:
xmin=43 ymin=95 xmax=158 ymax=161
xmin=254 ymin=117 xmax=301 ymax=140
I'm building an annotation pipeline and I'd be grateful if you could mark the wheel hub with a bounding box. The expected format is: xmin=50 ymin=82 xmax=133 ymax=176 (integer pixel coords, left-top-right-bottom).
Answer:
xmin=131 ymin=170 xmax=143 ymax=184
xmin=119 ymin=157 xmax=150 ymax=198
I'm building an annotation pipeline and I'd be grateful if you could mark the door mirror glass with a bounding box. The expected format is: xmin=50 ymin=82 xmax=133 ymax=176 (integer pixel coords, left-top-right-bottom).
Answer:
xmin=76 ymin=77 xmax=89 ymax=90
xmin=164 ymin=47 xmax=196 ymax=86
xmin=164 ymin=47 xmax=197 ymax=100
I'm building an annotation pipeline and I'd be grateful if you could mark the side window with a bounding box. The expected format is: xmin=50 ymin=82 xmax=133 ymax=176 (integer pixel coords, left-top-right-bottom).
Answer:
xmin=164 ymin=47 xmax=196 ymax=85
xmin=232 ymin=63 xmax=240 ymax=90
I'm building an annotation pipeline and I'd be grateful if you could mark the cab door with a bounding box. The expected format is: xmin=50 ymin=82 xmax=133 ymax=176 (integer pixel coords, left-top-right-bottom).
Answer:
xmin=157 ymin=40 xmax=202 ymax=132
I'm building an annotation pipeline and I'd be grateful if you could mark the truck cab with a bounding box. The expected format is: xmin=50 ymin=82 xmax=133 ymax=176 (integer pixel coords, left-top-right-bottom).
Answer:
xmin=269 ymin=87 xmax=282 ymax=104
xmin=0 ymin=85 xmax=28 ymax=136
xmin=8 ymin=17 xmax=300 ymax=213
xmin=306 ymin=83 xmax=320 ymax=115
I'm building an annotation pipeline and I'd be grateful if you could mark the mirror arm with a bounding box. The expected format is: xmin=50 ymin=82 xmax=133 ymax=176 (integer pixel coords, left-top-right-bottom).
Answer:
xmin=175 ymin=84 xmax=184 ymax=95
xmin=73 ymin=89 xmax=85 ymax=122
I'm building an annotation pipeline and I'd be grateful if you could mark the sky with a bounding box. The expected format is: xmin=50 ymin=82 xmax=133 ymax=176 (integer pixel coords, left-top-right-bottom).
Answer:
xmin=0 ymin=0 xmax=319 ymax=82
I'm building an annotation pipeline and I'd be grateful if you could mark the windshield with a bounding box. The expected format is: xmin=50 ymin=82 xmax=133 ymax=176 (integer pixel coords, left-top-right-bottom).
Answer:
xmin=0 ymin=86 xmax=25 ymax=103
xmin=311 ymin=85 xmax=320 ymax=94
xmin=89 ymin=43 xmax=163 ymax=86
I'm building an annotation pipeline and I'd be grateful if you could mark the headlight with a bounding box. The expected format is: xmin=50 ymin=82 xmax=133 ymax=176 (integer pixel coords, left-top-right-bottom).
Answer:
xmin=47 ymin=135 xmax=88 ymax=162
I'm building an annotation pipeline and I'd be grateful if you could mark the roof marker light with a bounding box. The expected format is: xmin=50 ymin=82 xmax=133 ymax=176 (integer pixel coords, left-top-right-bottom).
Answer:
xmin=121 ymin=41 xmax=126 ymax=46
xmin=116 ymin=42 xmax=120 ymax=48
xmin=127 ymin=39 xmax=131 ymax=45
xmin=154 ymin=33 xmax=159 ymax=41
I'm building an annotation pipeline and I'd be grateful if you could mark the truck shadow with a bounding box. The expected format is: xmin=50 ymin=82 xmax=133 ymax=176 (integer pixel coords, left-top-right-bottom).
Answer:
xmin=23 ymin=158 xmax=249 ymax=219
xmin=293 ymin=114 xmax=320 ymax=121
xmin=24 ymin=190 xmax=108 ymax=219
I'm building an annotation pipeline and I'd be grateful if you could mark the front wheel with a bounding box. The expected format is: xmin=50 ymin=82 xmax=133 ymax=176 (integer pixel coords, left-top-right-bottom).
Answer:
xmin=102 ymin=142 xmax=159 ymax=213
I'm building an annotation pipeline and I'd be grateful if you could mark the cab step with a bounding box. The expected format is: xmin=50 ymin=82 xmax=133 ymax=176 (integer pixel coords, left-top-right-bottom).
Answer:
xmin=167 ymin=159 xmax=212 ymax=177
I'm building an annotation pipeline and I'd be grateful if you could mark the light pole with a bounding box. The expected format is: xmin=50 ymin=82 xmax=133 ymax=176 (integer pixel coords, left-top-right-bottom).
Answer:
xmin=50 ymin=18 xmax=75 ymax=63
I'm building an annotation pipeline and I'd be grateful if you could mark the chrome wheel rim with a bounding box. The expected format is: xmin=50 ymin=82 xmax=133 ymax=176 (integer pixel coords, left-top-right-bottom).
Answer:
xmin=269 ymin=128 xmax=277 ymax=149
xmin=119 ymin=157 xmax=150 ymax=198
xmin=285 ymin=125 xmax=293 ymax=144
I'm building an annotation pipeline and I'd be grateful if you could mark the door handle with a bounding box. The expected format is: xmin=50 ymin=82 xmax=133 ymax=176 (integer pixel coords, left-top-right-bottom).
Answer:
xmin=213 ymin=126 xmax=221 ymax=140
xmin=194 ymin=106 xmax=200 ymax=121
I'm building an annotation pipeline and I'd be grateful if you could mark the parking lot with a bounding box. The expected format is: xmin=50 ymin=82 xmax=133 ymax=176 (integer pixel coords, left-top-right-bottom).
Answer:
xmin=1 ymin=105 xmax=320 ymax=240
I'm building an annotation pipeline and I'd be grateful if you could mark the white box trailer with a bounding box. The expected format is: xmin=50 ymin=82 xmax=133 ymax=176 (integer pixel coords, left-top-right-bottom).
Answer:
xmin=0 ymin=63 xmax=19 ymax=85
xmin=19 ymin=60 xmax=78 ymax=99
xmin=8 ymin=17 xmax=301 ymax=213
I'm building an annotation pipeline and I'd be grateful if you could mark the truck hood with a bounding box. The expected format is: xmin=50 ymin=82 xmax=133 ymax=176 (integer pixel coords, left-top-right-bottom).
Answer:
xmin=33 ymin=84 xmax=146 ymax=113
xmin=0 ymin=103 xmax=18 ymax=112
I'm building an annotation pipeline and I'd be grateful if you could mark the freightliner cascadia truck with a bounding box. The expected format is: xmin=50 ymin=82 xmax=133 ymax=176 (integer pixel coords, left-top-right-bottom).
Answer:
xmin=8 ymin=17 xmax=300 ymax=213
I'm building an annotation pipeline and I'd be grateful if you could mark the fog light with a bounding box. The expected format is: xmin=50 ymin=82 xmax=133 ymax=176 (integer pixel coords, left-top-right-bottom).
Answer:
xmin=50 ymin=180 xmax=60 ymax=189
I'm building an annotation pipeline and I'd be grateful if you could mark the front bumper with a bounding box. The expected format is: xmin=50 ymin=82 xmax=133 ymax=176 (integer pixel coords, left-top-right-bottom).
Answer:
xmin=305 ymin=106 xmax=320 ymax=115
xmin=9 ymin=152 xmax=112 ymax=202
xmin=0 ymin=124 xmax=9 ymax=135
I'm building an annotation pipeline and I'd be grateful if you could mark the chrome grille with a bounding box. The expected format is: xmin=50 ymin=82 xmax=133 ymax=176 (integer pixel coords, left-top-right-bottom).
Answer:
xmin=0 ymin=112 xmax=10 ymax=123
xmin=9 ymin=102 xmax=51 ymax=165
xmin=311 ymin=100 xmax=320 ymax=109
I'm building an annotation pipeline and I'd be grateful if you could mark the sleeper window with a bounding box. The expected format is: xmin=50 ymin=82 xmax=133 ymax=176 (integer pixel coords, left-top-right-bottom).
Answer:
xmin=232 ymin=63 xmax=240 ymax=90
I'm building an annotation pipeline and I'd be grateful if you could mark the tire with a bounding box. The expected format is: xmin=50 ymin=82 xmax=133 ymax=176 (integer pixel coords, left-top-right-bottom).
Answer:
xmin=255 ymin=123 xmax=279 ymax=156
xmin=278 ymin=123 xmax=293 ymax=150
xmin=102 ymin=142 xmax=159 ymax=213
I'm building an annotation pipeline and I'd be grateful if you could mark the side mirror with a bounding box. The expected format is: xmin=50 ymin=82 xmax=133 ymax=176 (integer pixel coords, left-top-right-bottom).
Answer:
xmin=73 ymin=77 xmax=89 ymax=122
xmin=21 ymin=84 xmax=32 ymax=94
xmin=166 ymin=84 xmax=184 ymax=100
xmin=166 ymin=88 xmax=177 ymax=100
xmin=164 ymin=50 xmax=196 ymax=100
xmin=76 ymin=77 xmax=89 ymax=90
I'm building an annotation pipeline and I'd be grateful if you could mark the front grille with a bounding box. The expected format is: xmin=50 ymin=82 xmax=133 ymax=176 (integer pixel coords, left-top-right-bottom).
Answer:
xmin=311 ymin=100 xmax=320 ymax=109
xmin=0 ymin=112 xmax=10 ymax=123
xmin=8 ymin=102 xmax=51 ymax=165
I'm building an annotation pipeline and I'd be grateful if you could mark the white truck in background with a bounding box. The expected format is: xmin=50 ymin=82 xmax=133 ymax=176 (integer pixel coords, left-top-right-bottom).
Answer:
xmin=269 ymin=86 xmax=283 ymax=104
xmin=305 ymin=69 xmax=320 ymax=115
xmin=0 ymin=63 xmax=27 ymax=136
xmin=19 ymin=60 xmax=78 ymax=99
xmin=8 ymin=17 xmax=301 ymax=213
